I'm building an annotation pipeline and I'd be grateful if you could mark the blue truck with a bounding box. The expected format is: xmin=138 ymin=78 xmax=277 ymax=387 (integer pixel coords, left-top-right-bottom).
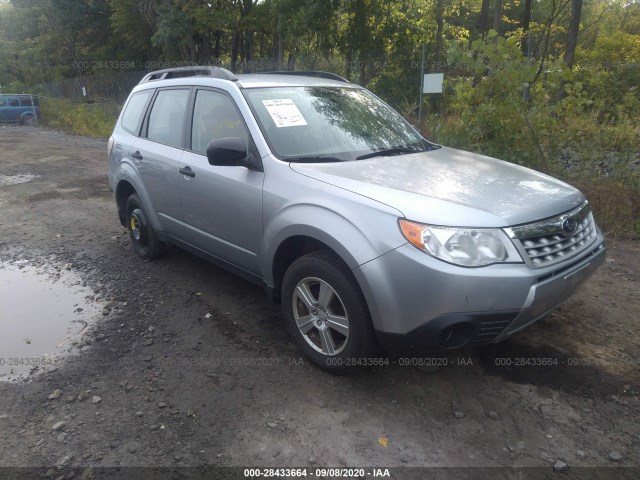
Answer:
xmin=0 ymin=94 xmax=40 ymax=125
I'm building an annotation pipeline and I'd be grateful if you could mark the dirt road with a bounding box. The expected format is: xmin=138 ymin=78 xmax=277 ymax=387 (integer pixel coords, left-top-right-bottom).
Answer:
xmin=0 ymin=126 xmax=638 ymax=478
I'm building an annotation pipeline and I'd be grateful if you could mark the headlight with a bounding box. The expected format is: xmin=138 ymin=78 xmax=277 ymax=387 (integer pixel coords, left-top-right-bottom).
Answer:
xmin=399 ymin=219 xmax=523 ymax=267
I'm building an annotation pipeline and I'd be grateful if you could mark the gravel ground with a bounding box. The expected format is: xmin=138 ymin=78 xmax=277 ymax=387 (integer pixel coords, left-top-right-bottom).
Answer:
xmin=0 ymin=126 xmax=638 ymax=479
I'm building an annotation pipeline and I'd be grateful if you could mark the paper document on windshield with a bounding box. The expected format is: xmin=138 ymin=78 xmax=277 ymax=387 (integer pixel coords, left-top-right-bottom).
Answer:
xmin=262 ymin=99 xmax=308 ymax=128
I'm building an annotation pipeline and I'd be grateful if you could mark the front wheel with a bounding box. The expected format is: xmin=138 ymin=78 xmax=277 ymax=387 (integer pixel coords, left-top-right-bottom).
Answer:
xmin=281 ymin=251 xmax=380 ymax=372
xmin=125 ymin=193 xmax=163 ymax=260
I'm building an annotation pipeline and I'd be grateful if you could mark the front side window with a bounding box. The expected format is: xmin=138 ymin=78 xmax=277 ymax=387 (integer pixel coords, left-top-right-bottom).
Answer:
xmin=191 ymin=89 xmax=249 ymax=155
xmin=8 ymin=99 xmax=19 ymax=107
xmin=243 ymin=86 xmax=425 ymax=161
xmin=0 ymin=99 xmax=6 ymax=107
xmin=121 ymin=90 xmax=152 ymax=135
xmin=147 ymin=89 xmax=190 ymax=148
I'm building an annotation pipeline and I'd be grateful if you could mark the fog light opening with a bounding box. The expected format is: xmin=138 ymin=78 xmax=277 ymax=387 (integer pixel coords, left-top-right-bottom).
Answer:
xmin=438 ymin=322 xmax=475 ymax=348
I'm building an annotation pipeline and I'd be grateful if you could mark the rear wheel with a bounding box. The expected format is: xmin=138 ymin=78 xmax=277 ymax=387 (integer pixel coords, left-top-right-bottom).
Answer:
xmin=22 ymin=114 xmax=35 ymax=126
xmin=125 ymin=193 xmax=163 ymax=260
xmin=282 ymin=251 xmax=380 ymax=372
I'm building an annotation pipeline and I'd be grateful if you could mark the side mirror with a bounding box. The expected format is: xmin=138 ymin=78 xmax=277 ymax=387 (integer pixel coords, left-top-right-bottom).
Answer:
xmin=206 ymin=137 xmax=248 ymax=167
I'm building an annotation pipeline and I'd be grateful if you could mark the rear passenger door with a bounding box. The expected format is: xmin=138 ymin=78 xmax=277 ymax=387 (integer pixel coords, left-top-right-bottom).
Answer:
xmin=8 ymin=98 xmax=21 ymax=122
xmin=177 ymin=88 xmax=264 ymax=274
xmin=133 ymin=88 xmax=191 ymax=233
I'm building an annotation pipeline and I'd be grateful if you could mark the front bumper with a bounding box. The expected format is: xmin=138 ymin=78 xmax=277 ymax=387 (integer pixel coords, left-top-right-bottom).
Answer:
xmin=354 ymin=233 xmax=605 ymax=353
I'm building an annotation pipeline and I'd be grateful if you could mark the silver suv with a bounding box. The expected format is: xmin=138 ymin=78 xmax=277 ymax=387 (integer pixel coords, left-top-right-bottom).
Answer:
xmin=108 ymin=67 xmax=605 ymax=371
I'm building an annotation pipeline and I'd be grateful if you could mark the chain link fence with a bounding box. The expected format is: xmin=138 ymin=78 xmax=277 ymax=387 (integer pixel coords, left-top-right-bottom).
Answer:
xmin=40 ymin=69 xmax=147 ymax=104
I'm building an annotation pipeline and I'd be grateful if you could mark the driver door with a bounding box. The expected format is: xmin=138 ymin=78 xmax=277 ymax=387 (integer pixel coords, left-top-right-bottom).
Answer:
xmin=177 ymin=88 xmax=264 ymax=274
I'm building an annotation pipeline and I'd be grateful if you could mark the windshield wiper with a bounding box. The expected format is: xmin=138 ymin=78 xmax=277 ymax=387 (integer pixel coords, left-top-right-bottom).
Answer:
xmin=288 ymin=156 xmax=344 ymax=164
xmin=356 ymin=146 xmax=424 ymax=160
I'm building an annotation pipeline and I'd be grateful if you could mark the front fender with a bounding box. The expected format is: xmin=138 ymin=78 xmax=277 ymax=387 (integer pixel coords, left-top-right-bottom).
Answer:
xmin=113 ymin=162 xmax=163 ymax=231
xmin=262 ymin=201 xmax=404 ymax=285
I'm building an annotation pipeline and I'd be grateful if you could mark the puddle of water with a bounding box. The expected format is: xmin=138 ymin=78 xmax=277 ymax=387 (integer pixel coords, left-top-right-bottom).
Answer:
xmin=0 ymin=173 xmax=39 ymax=187
xmin=0 ymin=261 xmax=99 ymax=381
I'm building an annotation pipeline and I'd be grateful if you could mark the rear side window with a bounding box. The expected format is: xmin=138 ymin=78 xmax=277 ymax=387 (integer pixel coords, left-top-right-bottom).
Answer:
xmin=8 ymin=99 xmax=19 ymax=107
xmin=147 ymin=89 xmax=190 ymax=148
xmin=121 ymin=90 xmax=152 ymax=135
xmin=19 ymin=98 xmax=37 ymax=106
xmin=0 ymin=99 xmax=5 ymax=107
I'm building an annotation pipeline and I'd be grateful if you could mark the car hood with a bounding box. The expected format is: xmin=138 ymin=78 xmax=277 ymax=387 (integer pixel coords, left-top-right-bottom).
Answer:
xmin=289 ymin=147 xmax=585 ymax=227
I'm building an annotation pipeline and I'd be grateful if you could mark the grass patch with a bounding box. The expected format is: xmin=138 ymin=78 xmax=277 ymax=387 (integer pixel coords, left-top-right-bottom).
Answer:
xmin=40 ymin=97 xmax=119 ymax=138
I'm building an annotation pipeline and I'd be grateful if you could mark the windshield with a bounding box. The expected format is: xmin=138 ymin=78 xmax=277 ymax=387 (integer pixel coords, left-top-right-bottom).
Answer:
xmin=243 ymin=86 xmax=426 ymax=162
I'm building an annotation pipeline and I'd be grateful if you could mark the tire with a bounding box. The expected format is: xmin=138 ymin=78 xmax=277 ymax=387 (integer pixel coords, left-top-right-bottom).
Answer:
xmin=22 ymin=115 xmax=35 ymax=126
xmin=125 ymin=193 xmax=163 ymax=260
xmin=281 ymin=251 xmax=381 ymax=372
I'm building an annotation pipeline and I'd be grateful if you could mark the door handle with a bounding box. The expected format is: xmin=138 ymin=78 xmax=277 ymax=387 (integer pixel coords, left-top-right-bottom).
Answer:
xmin=131 ymin=151 xmax=143 ymax=160
xmin=179 ymin=166 xmax=195 ymax=178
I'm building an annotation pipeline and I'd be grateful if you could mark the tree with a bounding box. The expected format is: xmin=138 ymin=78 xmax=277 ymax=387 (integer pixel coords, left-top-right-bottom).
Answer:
xmin=493 ymin=0 xmax=503 ymax=35
xmin=564 ymin=0 xmax=583 ymax=69
xmin=434 ymin=0 xmax=445 ymax=67
xmin=110 ymin=0 xmax=156 ymax=61
xmin=478 ymin=0 xmax=490 ymax=35
xmin=558 ymin=0 xmax=582 ymax=98
xmin=521 ymin=0 xmax=533 ymax=55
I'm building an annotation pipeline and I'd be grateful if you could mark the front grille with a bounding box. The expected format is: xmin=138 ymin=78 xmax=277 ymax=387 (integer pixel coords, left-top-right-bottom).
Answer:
xmin=522 ymin=213 xmax=596 ymax=266
xmin=507 ymin=202 xmax=597 ymax=268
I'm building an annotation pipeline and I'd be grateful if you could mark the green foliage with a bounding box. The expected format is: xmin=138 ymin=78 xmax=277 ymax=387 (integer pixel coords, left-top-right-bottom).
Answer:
xmin=0 ymin=80 xmax=29 ymax=93
xmin=0 ymin=0 xmax=637 ymax=235
xmin=40 ymin=98 xmax=118 ymax=138
xmin=151 ymin=4 xmax=191 ymax=59
xmin=417 ymin=31 xmax=640 ymax=236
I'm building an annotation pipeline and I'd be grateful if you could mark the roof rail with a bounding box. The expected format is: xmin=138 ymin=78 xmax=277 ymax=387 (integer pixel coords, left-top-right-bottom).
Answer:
xmin=138 ymin=66 xmax=238 ymax=84
xmin=260 ymin=70 xmax=349 ymax=83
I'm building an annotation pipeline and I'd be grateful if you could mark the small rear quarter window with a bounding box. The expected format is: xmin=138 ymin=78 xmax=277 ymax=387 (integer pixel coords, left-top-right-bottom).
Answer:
xmin=121 ymin=90 xmax=152 ymax=135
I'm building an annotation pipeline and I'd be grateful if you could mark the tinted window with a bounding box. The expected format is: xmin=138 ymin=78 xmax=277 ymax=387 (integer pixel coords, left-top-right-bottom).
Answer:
xmin=191 ymin=90 xmax=249 ymax=155
xmin=19 ymin=98 xmax=34 ymax=106
xmin=8 ymin=99 xmax=19 ymax=107
xmin=0 ymin=99 xmax=5 ymax=107
xmin=121 ymin=90 xmax=152 ymax=135
xmin=147 ymin=89 xmax=190 ymax=148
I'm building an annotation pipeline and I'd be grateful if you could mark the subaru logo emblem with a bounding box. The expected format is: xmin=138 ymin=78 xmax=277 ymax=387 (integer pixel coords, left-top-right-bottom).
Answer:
xmin=562 ymin=218 xmax=577 ymax=234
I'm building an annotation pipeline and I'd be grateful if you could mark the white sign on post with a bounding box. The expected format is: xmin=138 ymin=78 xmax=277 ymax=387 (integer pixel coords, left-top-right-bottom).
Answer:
xmin=422 ymin=73 xmax=444 ymax=94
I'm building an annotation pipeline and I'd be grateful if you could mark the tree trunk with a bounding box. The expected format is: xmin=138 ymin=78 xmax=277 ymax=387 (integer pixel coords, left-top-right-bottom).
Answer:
xmin=231 ymin=31 xmax=240 ymax=72
xmin=434 ymin=0 xmax=444 ymax=69
xmin=564 ymin=0 xmax=583 ymax=69
xmin=559 ymin=0 xmax=583 ymax=98
xmin=213 ymin=30 xmax=221 ymax=61
xmin=521 ymin=0 xmax=533 ymax=55
xmin=245 ymin=30 xmax=254 ymax=72
xmin=271 ymin=10 xmax=283 ymax=70
xmin=479 ymin=0 xmax=490 ymax=35
xmin=493 ymin=0 xmax=503 ymax=34
xmin=287 ymin=51 xmax=296 ymax=70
